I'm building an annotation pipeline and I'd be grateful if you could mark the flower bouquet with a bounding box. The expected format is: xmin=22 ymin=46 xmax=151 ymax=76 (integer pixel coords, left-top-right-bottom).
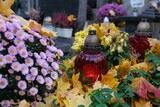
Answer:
xmin=72 ymin=23 xmax=130 ymax=67
xmin=0 ymin=10 xmax=63 ymax=107
xmin=52 ymin=13 xmax=77 ymax=38
xmin=96 ymin=3 xmax=127 ymax=23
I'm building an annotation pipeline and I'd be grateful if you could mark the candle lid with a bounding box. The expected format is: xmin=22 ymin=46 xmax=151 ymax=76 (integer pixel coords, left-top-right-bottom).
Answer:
xmin=83 ymin=30 xmax=100 ymax=50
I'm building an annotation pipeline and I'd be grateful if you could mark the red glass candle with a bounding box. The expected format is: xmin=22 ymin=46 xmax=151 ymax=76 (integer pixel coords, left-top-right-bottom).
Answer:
xmin=75 ymin=30 xmax=108 ymax=84
xmin=129 ymin=35 xmax=151 ymax=61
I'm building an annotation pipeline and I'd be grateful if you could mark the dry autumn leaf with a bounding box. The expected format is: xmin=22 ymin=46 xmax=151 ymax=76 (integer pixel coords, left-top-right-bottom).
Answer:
xmin=18 ymin=100 xmax=30 ymax=107
xmin=29 ymin=20 xmax=42 ymax=32
xmin=132 ymin=98 xmax=152 ymax=107
xmin=0 ymin=0 xmax=14 ymax=17
xmin=131 ymin=77 xmax=160 ymax=99
xmin=131 ymin=62 xmax=153 ymax=72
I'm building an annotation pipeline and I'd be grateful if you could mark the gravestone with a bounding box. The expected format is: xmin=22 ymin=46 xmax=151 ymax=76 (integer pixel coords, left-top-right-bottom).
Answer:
xmin=39 ymin=0 xmax=87 ymax=31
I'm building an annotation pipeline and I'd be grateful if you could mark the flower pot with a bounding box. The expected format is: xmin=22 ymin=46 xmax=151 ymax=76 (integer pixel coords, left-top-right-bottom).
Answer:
xmin=56 ymin=27 xmax=73 ymax=38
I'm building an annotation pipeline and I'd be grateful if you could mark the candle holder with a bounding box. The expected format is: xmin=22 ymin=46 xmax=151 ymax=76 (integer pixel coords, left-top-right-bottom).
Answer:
xmin=75 ymin=30 xmax=108 ymax=84
xmin=129 ymin=19 xmax=152 ymax=61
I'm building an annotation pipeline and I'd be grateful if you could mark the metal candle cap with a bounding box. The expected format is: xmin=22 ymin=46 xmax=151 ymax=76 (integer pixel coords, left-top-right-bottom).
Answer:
xmin=83 ymin=30 xmax=100 ymax=50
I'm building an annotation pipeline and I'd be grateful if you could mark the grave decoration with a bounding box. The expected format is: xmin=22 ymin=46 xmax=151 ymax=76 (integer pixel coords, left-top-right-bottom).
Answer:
xmin=52 ymin=12 xmax=77 ymax=38
xmin=0 ymin=0 xmax=63 ymax=106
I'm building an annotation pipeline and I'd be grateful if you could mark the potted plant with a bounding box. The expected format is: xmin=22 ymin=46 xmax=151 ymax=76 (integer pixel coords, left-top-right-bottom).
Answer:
xmin=96 ymin=3 xmax=127 ymax=26
xmin=52 ymin=13 xmax=77 ymax=38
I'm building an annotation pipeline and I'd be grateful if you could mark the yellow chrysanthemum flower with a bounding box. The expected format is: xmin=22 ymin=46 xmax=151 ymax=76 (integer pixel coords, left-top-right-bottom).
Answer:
xmin=67 ymin=15 xmax=77 ymax=22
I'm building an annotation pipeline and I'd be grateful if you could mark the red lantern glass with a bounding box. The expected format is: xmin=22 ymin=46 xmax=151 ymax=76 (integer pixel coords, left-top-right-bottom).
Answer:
xmin=129 ymin=35 xmax=151 ymax=61
xmin=75 ymin=30 xmax=108 ymax=84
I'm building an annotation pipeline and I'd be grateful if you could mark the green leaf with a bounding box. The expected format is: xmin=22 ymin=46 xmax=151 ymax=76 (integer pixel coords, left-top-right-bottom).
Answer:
xmin=113 ymin=103 xmax=119 ymax=107
xmin=155 ymin=73 xmax=160 ymax=77
xmin=78 ymin=105 xmax=85 ymax=107
xmin=96 ymin=104 xmax=108 ymax=107
xmin=114 ymin=91 xmax=120 ymax=101
xmin=52 ymin=99 xmax=58 ymax=107
xmin=121 ymin=102 xmax=130 ymax=107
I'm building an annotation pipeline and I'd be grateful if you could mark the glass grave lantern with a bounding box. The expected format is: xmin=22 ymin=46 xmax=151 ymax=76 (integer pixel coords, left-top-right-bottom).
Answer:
xmin=129 ymin=19 xmax=152 ymax=61
xmin=75 ymin=30 xmax=108 ymax=84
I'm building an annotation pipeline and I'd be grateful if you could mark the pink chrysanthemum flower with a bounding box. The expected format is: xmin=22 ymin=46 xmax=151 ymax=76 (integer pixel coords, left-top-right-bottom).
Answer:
xmin=19 ymin=90 xmax=25 ymax=96
xmin=0 ymin=54 xmax=5 ymax=66
xmin=19 ymin=50 xmax=28 ymax=58
xmin=45 ymin=77 xmax=53 ymax=86
xmin=30 ymin=67 xmax=38 ymax=76
xmin=18 ymin=80 xmax=27 ymax=90
xmin=34 ymin=32 xmax=41 ymax=38
xmin=14 ymin=38 xmax=24 ymax=46
xmin=40 ymin=39 xmax=47 ymax=46
xmin=8 ymin=45 xmax=18 ymax=55
xmin=29 ymin=87 xmax=38 ymax=96
xmin=11 ymin=62 xmax=21 ymax=72
xmin=45 ymin=50 xmax=52 ymax=57
xmin=1 ymin=40 xmax=8 ymax=46
xmin=0 ymin=43 xmax=3 ymax=51
xmin=36 ymin=75 xmax=45 ymax=84
xmin=40 ymin=52 xmax=47 ymax=59
xmin=28 ymin=35 xmax=34 ymax=42
xmin=0 ymin=78 xmax=8 ymax=89
xmin=4 ymin=31 xmax=14 ymax=40
xmin=17 ymin=45 xmax=26 ymax=52
xmin=47 ymin=45 xmax=57 ymax=52
xmin=8 ymin=69 xmax=14 ymax=74
xmin=26 ymin=74 xmax=35 ymax=81
xmin=41 ymin=69 xmax=48 ymax=76
xmin=0 ymin=24 xmax=7 ymax=32
xmin=57 ymin=49 xmax=64 ymax=57
xmin=4 ymin=54 xmax=13 ymax=64
xmin=37 ymin=95 xmax=42 ymax=101
xmin=1 ymin=100 xmax=10 ymax=107
xmin=25 ymin=57 xmax=34 ymax=67
xmin=21 ymin=64 xmax=29 ymax=75
xmin=51 ymin=62 xmax=59 ymax=70
xmin=16 ymin=30 xmax=25 ymax=40
xmin=34 ymin=52 xmax=41 ymax=59
xmin=28 ymin=51 xmax=33 ymax=57
xmin=51 ymin=71 xmax=58 ymax=80
xmin=47 ymin=57 xmax=53 ymax=62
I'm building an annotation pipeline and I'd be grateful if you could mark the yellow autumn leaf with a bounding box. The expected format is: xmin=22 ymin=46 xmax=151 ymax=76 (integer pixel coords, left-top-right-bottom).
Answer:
xmin=101 ymin=73 xmax=119 ymax=89
xmin=63 ymin=56 xmax=76 ymax=71
xmin=67 ymin=15 xmax=77 ymax=21
xmin=29 ymin=20 xmax=42 ymax=32
xmin=64 ymin=88 xmax=91 ymax=107
xmin=18 ymin=100 xmax=30 ymax=107
xmin=132 ymin=98 xmax=152 ymax=107
xmin=0 ymin=0 xmax=14 ymax=17
xmin=148 ymin=38 xmax=159 ymax=47
xmin=40 ymin=27 xmax=57 ymax=37
xmin=57 ymin=77 xmax=71 ymax=97
xmin=131 ymin=62 xmax=153 ymax=72
xmin=115 ymin=59 xmax=131 ymax=77
xmin=93 ymin=81 xmax=110 ymax=90
xmin=72 ymin=73 xmax=84 ymax=94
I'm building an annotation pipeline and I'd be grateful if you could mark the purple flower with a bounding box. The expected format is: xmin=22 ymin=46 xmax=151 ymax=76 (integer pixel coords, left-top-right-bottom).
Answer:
xmin=0 ymin=43 xmax=3 ymax=51
xmin=96 ymin=3 xmax=127 ymax=21
xmin=1 ymin=100 xmax=10 ymax=107
xmin=21 ymin=64 xmax=29 ymax=75
xmin=0 ymin=78 xmax=8 ymax=89
xmin=25 ymin=57 xmax=34 ymax=67
xmin=4 ymin=54 xmax=13 ymax=64
xmin=18 ymin=80 xmax=27 ymax=90
xmin=8 ymin=45 xmax=18 ymax=55
xmin=4 ymin=31 xmax=14 ymax=40
xmin=11 ymin=62 xmax=21 ymax=72
xmin=29 ymin=87 xmax=38 ymax=96
xmin=45 ymin=77 xmax=53 ymax=86
xmin=36 ymin=75 xmax=45 ymax=84
xmin=51 ymin=62 xmax=59 ymax=70
xmin=30 ymin=67 xmax=38 ymax=76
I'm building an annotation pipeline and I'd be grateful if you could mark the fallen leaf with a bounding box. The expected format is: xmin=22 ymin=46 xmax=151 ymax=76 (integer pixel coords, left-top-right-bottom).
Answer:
xmin=101 ymin=73 xmax=119 ymax=89
xmin=72 ymin=73 xmax=84 ymax=94
xmin=131 ymin=62 xmax=153 ymax=72
xmin=93 ymin=81 xmax=110 ymax=90
xmin=29 ymin=20 xmax=42 ymax=32
xmin=0 ymin=0 xmax=14 ymax=17
xmin=18 ymin=100 xmax=30 ymax=107
xmin=63 ymin=56 xmax=76 ymax=71
xmin=131 ymin=77 xmax=160 ymax=99
xmin=132 ymin=98 xmax=152 ymax=107
xmin=40 ymin=27 xmax=57 ymax=37
xmin=148 ymin=38 xmax=159 ymax=47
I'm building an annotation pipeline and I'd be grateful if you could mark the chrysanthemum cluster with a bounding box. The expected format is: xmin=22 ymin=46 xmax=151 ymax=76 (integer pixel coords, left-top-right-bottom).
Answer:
xmin=72 ymin=23 xmax=128 ymax=53
xmin=0 ymin=14 xmax=63 ymax=106
xmin=96 ymin=3 xmax=127 ymax=21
